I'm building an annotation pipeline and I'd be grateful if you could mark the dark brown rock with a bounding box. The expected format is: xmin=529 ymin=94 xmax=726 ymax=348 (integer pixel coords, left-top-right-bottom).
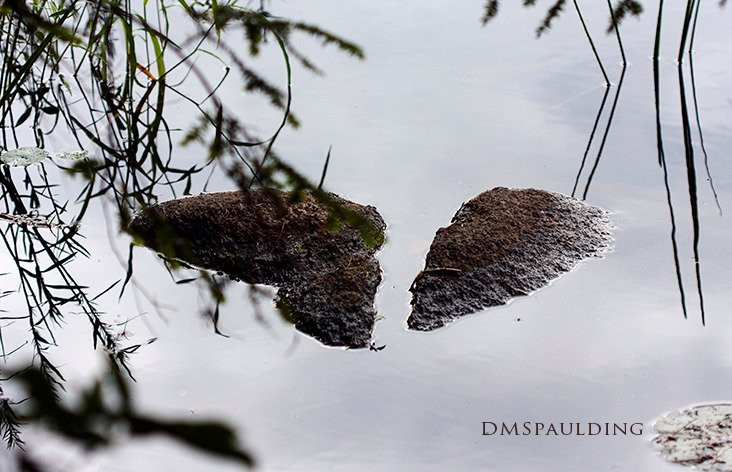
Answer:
xmin=408 ymin=187 xmax=612 ymax=331
xmin=128 ymin=189 xmax=386 ymax=348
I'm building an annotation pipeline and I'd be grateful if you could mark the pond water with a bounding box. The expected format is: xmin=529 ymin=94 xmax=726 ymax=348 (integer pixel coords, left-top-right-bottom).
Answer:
xmin=4 ymin=1 xmax=732 ymax=471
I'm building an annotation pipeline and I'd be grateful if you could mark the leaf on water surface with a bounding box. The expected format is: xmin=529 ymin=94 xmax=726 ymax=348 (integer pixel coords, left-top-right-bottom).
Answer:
xmin=0 ymin=147 xmax=47 ymax=166
xmin=652 ymin=403 xmax=732 ymax=471
xmin=0 ymin=147 xmax=89 ymax=166
xmin=0 ymin=213 xmax=69 ymax=229
xmin=51 ymin=150 xmax=89 ymax=161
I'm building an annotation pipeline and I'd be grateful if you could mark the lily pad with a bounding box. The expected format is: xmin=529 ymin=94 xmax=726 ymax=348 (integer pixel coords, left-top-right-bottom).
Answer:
xmin=652 ymin=404 xmax=732 ymax=471
xmin=408 ymin=187 xmax=613 ymax=330
xmin=128 ymin=189 xmax=386 ymax=348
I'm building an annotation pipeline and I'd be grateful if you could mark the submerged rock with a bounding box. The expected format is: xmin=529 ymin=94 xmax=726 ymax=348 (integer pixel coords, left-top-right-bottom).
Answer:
xmin=129 ymin=189 xmax=386 ymax=348
xmin=408 ymin=187 xmax=612 ymax=330
xmin=653 ymin=404 xmax=732 ymax=471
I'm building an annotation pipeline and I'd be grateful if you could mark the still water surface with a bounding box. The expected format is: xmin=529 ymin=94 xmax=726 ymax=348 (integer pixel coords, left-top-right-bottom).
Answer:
xmin=12 ymin=1 xmax=732 ymax=470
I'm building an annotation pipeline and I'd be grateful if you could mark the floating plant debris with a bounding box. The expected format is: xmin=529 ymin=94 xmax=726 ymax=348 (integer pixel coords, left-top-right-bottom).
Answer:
xmin=0 ymin=212 xmax=72 ymax=229
xmin=408 ymin=187 xmax=613 ymax=331
xmin=129 ymin=189 xmax=386 ymax=348
xmin=0 ymin=147 xmax=88 ymax=166
xmin=652 ymin=404 xmax=732 ymax=471
xmin=0 ymin=146 xmax=47 ymax=166
xmin=52 ymin=150 xmax=89 ymax=161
